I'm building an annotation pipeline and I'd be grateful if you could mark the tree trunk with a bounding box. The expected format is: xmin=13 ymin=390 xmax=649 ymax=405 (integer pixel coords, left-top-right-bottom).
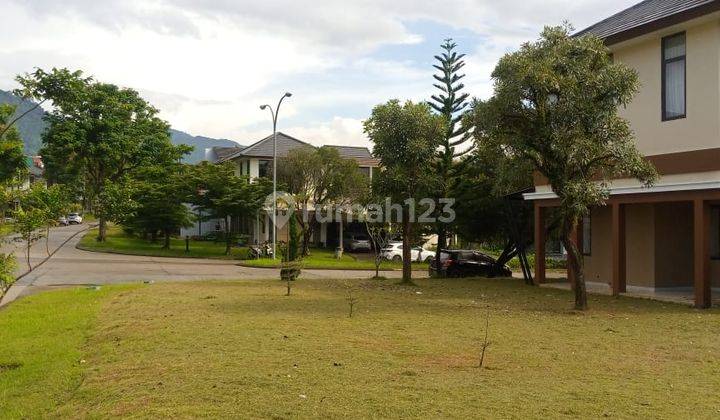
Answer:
xmin=401 ymin=208 xmax=413 ymax=284
xmin=97 ymin=218 xmax=107 ymax=242
xmin=225 ymin=216 xmax=232 ymax=255
xmin=434 ymin=226 xmax=447 ymax=277
xmin=26 ymin=240 xmax=32 ymax=272
xmin=45 ymin=226 xmax=51 ymax=256
xmin=162 ymin=229 xmax=171 ymax=250
xmin=561 ymin=222 xmax=587 ymax=310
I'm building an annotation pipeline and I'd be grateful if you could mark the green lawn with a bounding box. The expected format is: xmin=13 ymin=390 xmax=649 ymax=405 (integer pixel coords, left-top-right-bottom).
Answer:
xmin=240 ymin=247 xmax=427 ymax=271
xmin=78 ymin=226 xmax=233 ymax=259
xmin=2 ymin=278 xmax=719 ymax=417
xmin=78 ymin=226 xmax=428 ymax=270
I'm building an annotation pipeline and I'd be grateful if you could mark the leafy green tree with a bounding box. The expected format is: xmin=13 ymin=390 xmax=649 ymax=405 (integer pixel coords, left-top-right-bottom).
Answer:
xmin=94 ymin=181 xmax=138 ymax=239
xmin=21 ymin=183 xmax=72 ymax=255
xmin=474 ymin=26 xmax=657 ymax=309
xmin=12 ymin=206 xmax=46 ymax=272
xmin=0 ymin=104 xmax=27 ymax=185
xmin=187 ymin=162 xmax=272 ymax=254
xmin=429 ymin=39 xmax=473 ymax=271
xmin=17 ymin=68 xmax=180 ymax=241
xmin=125 ymin=163 xmax=193 ymax=249
xmin=364 ymin=100 xmax=443 ymax=284
xmin=278 ymin=146 xmax=368 ymax=256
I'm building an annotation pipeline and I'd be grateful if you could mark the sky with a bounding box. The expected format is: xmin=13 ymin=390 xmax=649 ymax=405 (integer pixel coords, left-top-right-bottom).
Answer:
xmin=0 ymin=0 xmax=638 ymax=148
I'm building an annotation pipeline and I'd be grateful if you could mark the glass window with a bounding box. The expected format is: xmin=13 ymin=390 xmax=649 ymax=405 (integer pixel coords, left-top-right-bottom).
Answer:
xmin=582 ymin=215 xmax=591 ymax=256
xmin=662 ymin=33 xmax=686 ymax=120
xmin=359 ymin=167 xmax=371 ymax=177
xmin=258 ymin=159 xmax=271 ymax=178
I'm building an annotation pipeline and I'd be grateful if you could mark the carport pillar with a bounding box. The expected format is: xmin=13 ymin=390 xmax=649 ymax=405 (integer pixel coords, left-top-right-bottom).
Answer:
xmin=611 ymin=203 xmax=627 ymax=296
xmin=533 ymin=203 xmax=545 ymax=286
xmin=693 ymin=199 xmax=711 ymax=308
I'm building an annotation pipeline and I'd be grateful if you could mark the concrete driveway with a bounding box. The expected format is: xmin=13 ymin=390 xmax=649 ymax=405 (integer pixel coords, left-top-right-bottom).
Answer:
xmin=1 ymin=224 xmax=425 ymax=306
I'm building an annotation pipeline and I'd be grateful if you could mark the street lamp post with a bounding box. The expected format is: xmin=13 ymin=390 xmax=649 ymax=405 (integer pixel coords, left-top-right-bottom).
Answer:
xmin=260 ymin=92 xmax=292 ymax=260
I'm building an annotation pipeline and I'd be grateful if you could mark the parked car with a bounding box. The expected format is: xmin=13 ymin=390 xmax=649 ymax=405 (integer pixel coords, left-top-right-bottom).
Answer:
xmin=343 ymin=233 xmax=372 ymax=252
xmin=429 ymin=250 xmax=512 ymax=278
xmin=67 ymin=213 xmax=83 ymax=225
xmin=58 ymin=216 xmax=69 ymax=226
xmin=380 ymin=242 xmax=434 ymax=262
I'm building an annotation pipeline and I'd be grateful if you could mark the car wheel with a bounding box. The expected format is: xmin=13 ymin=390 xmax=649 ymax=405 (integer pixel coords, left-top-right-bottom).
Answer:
xmin=392 ymin=255 xmax=402 ymax=262
xmin=424 ymin=255 xmax=433 ymax=263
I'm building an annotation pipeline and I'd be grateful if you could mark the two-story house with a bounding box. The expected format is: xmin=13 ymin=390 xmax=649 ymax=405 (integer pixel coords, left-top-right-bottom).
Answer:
xmin=524 ymin=0 xmax=720 ymax=307
xmin=183 ymin=132 xmax=379 ymax=248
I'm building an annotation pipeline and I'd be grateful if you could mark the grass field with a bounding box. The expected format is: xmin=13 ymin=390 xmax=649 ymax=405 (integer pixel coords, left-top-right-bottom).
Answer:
xmin=78 ymin=226 xmax=233 ymax=259
xmin=78 ymin=226 xmax=427 ymax=270
xmin=1 ymin=277 xmax=719 ymax=417
xmin=239 ymin=248 xmax=427 ymax=270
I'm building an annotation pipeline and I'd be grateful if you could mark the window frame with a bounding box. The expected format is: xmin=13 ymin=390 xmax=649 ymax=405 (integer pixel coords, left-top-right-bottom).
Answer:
xmin=661 ymin=32 xmax=687 ymax=122
xmin=581 ymin=214 xmax=592 ymax=257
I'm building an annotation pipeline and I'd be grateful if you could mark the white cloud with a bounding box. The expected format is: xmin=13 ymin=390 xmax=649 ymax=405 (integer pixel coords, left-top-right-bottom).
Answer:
xmin=0 ymin=0 xmax=639 ymax=146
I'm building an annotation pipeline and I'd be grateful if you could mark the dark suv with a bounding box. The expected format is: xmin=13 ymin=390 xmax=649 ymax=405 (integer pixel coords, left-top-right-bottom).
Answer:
xmin=429 ymin=250 xmax=512 ymax=278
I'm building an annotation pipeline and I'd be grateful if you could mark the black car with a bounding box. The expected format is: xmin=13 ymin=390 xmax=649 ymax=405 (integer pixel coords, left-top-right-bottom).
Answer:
xmin=429 ymin=250 xmax=512 ymax=278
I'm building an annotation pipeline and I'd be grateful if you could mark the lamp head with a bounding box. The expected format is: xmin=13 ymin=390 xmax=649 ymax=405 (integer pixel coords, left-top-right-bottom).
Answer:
xmin=260 ymin=104 xmax=268 ymax=110
xmin=284 ymin=92 xmax=292 ymax=98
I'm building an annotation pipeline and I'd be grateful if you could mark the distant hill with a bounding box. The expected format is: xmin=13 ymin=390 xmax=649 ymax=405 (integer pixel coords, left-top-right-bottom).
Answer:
xmin=0 ymin=90 xmax=241 ymax=163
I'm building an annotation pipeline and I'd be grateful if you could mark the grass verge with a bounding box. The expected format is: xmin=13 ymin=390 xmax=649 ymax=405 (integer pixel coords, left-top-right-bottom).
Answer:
xmin=78 ymin=226 xmax=233 ymax=259
xmin=78 ymin=226 xmax=428 ymax=270
xmin=0 ymin=285 xmax=136 ymax=418
xmin=2 ymin=278 xmax=719 ymax=417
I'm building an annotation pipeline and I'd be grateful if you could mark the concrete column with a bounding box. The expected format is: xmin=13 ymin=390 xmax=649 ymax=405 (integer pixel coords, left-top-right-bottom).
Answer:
xmin=694 ymin=199 xmax=711 ymax=308
xmin=534 ymin=203 xmax=545 ymax=286
xmin=611 ymin=203 xmax=627 ymax=296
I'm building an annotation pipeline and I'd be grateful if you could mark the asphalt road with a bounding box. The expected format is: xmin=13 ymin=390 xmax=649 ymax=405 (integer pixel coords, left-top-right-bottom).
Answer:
xmin=1 ymin=224 xmax=424 ymax=306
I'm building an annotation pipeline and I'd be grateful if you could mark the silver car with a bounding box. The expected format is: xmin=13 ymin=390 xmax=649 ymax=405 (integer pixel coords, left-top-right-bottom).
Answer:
xmin=343 ymin=234 xmax=372 ymax=252
xmin=67 ymin=213 xmax=83 ymax=225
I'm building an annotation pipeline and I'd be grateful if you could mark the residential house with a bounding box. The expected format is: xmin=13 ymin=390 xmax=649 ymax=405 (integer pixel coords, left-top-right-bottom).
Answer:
xmin=524 ymin=0 xmax=720 ymax=307
xmin=182 ymin=132 xmax=379 ymax=247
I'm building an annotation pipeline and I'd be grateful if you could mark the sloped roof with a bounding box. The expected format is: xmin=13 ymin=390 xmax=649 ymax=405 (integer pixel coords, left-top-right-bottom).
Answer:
xmin=218 ymin=132 xmax=379 ymax=166
xmin=576 ymin=0 xmax=720 ymax=45
xmin=326 ymin=145 xmax=380 ymax=166
xmin=212 ymin=146 xmax=244 ymax=161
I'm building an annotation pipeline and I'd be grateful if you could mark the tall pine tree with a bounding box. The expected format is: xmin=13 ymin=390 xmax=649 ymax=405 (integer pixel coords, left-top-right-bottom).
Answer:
xmin=430 ymin=39 xmax=473 ymax=269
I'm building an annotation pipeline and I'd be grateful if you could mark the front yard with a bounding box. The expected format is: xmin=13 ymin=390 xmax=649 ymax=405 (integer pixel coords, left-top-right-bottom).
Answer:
xmin=2 ymin=277 xmax=718 ymax=417
xmin=78 ymin=226 xmax=427 ymax=271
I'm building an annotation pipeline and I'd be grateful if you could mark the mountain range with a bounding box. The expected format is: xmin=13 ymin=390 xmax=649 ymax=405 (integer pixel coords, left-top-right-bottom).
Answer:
xmin=0 ymin=90 xmax=241 ymax=164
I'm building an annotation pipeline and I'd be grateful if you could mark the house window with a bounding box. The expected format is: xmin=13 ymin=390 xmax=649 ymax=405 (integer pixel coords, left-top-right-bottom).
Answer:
xmin=711 ymin=207 xmax=720 ymax=260
xmin=359 ymin=167 xmax=371 ymax=177
xmin=246 ymin=160 xmax=250 ymax=176
xmin=582 ymin=215 xmax=591 ymax=256
xmin=662 ymin=32 xmax=686 ymax=121
xmin=258 ymin=159 xmax=271 ymax=178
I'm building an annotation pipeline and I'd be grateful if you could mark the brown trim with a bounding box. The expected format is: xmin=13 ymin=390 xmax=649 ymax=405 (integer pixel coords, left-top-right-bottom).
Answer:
xmin=604 ymin=2 xmax=720 ymax=46
xmin=533 ymin=148 xmax=720 ymax=187
xmin=534 ymin=188 xmax=720 ymax=208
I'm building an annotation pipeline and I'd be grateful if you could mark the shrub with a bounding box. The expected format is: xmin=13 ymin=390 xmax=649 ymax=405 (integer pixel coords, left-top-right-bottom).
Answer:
xmin=229 ymin=247 xmax=253 ymax=260
xmin=0 ymin=253 xmax=17 ymax=299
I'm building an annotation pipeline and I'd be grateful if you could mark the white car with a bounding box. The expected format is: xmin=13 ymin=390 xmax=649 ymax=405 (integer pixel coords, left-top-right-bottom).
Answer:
xmin=58 ymin=216 xmax=69 ymax=226
xmin=67 ymin=213 xmax=83 ymax=225
xmin=380 ymin=242 xmax=434 ymax=262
